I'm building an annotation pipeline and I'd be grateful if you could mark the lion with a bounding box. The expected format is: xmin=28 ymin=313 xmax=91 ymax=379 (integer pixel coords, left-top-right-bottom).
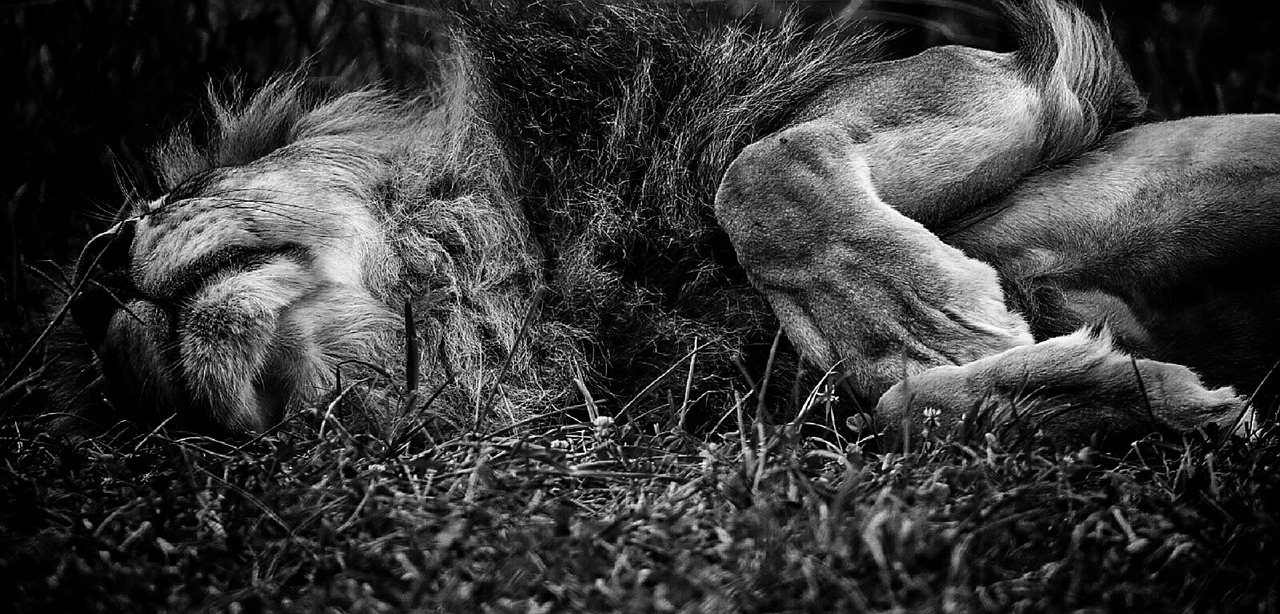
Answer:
xmin=60 ymin=0 xmax=1271 ymax=445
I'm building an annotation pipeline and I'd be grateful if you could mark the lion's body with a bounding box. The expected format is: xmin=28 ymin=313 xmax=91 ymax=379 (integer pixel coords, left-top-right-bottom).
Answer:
xmin=63 ymin=0 xmax=1270 ymax=442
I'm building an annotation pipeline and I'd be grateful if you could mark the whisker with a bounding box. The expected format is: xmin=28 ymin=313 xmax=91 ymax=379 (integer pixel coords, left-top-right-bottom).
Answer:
xmin=106 ymin=147 xmax=147 ymax=204
xmin=81 ymin=194 xmax=132 ymax=224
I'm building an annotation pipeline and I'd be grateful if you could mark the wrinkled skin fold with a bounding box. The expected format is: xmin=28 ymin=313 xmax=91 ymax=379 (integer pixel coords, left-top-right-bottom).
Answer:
xmin=64 ymin=0 xmax=1274 ymax=444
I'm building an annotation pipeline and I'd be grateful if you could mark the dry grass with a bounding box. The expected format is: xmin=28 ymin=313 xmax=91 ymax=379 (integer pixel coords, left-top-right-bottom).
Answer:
xmin=4 ymin=408 xmax=1277 ymax=611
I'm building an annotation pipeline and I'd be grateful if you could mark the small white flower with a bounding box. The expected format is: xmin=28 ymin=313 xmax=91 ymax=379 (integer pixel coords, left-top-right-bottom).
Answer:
xmin=813 ymin=383 xmax=839 ymax=404
xmin=593 ymin=415 xmax=615 ymax=437
xmin=922 ymin=407 xmax=942 ymax=427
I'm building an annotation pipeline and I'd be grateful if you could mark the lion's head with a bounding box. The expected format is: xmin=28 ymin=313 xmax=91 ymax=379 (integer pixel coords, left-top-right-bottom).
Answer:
xmin=69 ymin=77 xmax=547 ymax=434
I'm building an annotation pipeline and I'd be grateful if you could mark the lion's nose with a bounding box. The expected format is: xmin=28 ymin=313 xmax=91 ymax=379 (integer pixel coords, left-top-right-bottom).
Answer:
xmin=70 ymin=219 xmax=138 ymax=350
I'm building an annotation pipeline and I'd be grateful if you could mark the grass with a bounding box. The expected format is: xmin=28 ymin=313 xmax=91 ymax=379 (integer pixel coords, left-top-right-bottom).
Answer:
xmin=3 ymin=1 xmax=1280 ymax=612
xmin=5 ymin=410 xmax=1277 ymax=611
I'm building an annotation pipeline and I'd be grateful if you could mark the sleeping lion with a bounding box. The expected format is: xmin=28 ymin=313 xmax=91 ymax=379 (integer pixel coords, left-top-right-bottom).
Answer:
xmin=63 ymin=0 xmax=1275 ymax=444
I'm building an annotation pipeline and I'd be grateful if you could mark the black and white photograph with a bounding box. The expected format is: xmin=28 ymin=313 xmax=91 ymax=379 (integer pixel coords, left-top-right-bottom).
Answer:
xmin=3 ymin=1 xmax=1278 ymax=611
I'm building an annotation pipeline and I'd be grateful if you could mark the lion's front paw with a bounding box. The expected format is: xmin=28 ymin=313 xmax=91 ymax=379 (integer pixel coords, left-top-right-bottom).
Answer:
xmin=72 ymin=165 xmax=399 ymax=434
xmin=874 ymin=327 xmax=1256 ymax=446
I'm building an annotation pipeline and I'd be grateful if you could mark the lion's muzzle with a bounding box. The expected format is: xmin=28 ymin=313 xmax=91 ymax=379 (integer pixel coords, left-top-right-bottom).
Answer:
xmin=72 ymin=220 xmax=198 ymax=428
xmin=70 ymin=216 xmax=348 ymax=434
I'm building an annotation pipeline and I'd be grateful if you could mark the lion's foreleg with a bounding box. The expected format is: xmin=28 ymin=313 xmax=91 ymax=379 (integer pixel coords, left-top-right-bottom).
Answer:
xmin=875 ymin=328 xmax=1257 ymax=446
xmin=715 ymin=120 xmax=1034 ymax=402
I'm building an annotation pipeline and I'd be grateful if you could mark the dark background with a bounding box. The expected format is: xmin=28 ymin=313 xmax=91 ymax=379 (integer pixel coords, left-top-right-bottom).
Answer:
xmin=3 ymin=0 xmax=1278 ymax=386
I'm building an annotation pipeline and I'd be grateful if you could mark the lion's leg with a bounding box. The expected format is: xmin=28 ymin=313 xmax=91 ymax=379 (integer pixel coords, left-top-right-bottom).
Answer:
xmin=716 ymin=116 xmax=1260 ymax=440
xmin=713 ymin=36 xmax=1114 ymax=400
xmin=714 ymin=119 xmax=1034 ymax=401
xmin=712 ymin=20 xmax=1133 ymax=399
xmin=951 ymin=115 xmax=1280 ymax=331
xmin=875 ymin=328 xmax=1257 ymax=446
xmin=713 ymin=46 xmax=1067 ymax=401
xmin=710 ymin=2 xmax=1256 ymax=442
xmin=945 ymin=115 xmax=1280 ymax=421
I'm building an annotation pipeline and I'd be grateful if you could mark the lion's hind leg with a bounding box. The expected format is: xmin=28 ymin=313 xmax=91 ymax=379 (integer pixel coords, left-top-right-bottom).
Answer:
xmin=714 ymin=120 xmax=1034 ymax=403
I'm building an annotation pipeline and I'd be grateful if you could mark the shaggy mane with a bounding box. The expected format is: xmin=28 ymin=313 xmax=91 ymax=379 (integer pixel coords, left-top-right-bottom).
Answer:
xmin=451 ymin=1 xmax=883 ymax=417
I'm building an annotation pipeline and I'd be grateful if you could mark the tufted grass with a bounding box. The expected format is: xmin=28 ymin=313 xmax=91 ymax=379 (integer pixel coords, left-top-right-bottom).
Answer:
xmin=3 ymin=1 xmax=1280 ymax=612
xmin=3 ymin=403 xmax=1278 ymax=612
